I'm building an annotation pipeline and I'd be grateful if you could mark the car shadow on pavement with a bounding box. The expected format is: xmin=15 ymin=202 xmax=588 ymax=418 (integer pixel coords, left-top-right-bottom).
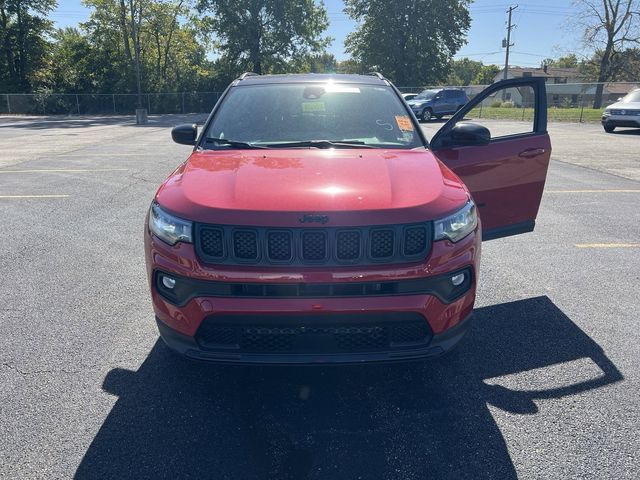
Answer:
xmin=75 ymin=296 xmax=623 ymax=480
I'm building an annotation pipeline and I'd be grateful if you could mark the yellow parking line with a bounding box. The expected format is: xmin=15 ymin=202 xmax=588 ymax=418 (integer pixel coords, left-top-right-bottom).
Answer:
xmin=0 ymin=194 xmax=69 ymax=199
xmin=575 ymin=243 xmax=640 ymax=248
xmin=62 ymin=153 xmax=148 ymax=157
xmin=547 ymin=189 xmax=640 ymax=193
xmin=0 ymin=168 xmax=129 ymax=174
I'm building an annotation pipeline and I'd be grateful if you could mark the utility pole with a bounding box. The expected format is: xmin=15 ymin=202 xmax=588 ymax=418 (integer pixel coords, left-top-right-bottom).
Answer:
xmin=502 ymin=5 xmax=518 ymax=81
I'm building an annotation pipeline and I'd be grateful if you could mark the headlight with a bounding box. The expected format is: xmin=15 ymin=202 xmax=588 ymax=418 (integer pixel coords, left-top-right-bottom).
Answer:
xmin=148 ymin=202 xmax=193 ymax=245
xmin=434 ymin=200 xmax=478 ymax=243
xmin=603 ymin=109 xmax=611 ymax=116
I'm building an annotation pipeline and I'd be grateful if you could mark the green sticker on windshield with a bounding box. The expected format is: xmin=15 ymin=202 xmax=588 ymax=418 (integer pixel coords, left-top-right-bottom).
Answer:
xmin=302 ymin=102 xmax=325 ymax=113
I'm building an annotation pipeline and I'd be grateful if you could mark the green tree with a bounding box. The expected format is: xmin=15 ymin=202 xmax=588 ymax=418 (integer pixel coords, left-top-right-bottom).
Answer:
xmin=582 ymin=47 xmax=640 ymax=82
xmin=196 ymin=0 xmax=330 ymax=75
xmin=79 ymin=0 xmax=215 ymax=93
xmin=45 ymin=27 xmax=95 ymax=92
xmin=542 ymin=54 xmax=580 ymax=69
xmin=447 ymin=57 xmax=482 ymax=85
xmin=344 ymin=0 xmax=471 ymax=86
xmin=472 ymin=64 xmax=500 ymax=85
xmin=336 ymin=58 xmax=365 ymax=74
xmin=0 ymin=0 xmax=56 ymax=92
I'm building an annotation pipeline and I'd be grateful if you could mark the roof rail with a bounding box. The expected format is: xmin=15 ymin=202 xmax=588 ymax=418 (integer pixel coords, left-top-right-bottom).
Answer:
xmin=367 ymin=71 xmax=385 ymax=80
xmin=238 ymin=72 xmax=260 ymax=80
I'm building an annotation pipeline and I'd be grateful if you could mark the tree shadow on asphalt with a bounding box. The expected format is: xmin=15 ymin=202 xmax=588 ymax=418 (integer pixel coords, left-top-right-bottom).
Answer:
xmin=75 ymin=296 xmax=623 ymax=480
xmin=0 ymin=114 xmax=207 ymax=130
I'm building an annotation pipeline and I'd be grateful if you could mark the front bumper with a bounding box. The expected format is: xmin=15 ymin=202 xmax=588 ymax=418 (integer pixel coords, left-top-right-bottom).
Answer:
xmin=145 ymin=222 xmax=480 ymax=364
xmin=602 ymin=114 xmax=640 ymax=128
xmin=156 ymin=311 xmax=473 ymax=364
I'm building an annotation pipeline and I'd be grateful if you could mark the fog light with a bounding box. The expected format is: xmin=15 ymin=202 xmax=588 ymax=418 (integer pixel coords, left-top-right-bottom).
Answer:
xmin=451 ymin=273 xmax=465 ymax=286
xmin=162 ymin=276 xmax=176 ymax=289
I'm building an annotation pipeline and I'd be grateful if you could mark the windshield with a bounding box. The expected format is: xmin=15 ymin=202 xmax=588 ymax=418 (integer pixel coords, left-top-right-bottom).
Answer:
xmin=204 ymin=83 xmax=423 ymax=149
xmin=414 ymin=90 xmax=438 ymax=100
xmin=621 ymin=90 xmax=640 ymax=103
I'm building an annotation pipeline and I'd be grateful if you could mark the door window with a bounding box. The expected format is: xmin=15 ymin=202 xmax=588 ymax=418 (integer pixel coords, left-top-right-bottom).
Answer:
xmin=463 ymin=85 xmax=536 ymax=139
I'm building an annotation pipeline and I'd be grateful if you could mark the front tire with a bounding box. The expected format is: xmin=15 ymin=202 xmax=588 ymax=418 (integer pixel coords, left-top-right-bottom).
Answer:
xmin=603 ymin=124 xmax=615 ymax=133
xmin=422 ymin=108 xmax=433 ymax=122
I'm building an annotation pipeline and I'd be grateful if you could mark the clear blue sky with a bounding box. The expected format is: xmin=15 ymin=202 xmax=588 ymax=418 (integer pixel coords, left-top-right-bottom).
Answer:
xmin=52 ymin=0 xmax=584 ymax=68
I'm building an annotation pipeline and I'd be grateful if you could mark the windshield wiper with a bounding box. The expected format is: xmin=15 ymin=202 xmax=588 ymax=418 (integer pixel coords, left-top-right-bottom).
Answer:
xmin=265 ymin=140 xmax=376 ymax=149
xmin=204 ymin=137 xmax=268 ymax=149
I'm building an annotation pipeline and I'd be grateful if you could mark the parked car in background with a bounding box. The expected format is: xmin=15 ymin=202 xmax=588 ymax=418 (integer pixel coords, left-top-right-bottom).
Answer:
xmin=402 ymin=92 xmax=418 ymax=101
xmin=601 ymin=88 xmax=640 ymax=133
xmin=408 ymin=88 xmax=469 ymax=122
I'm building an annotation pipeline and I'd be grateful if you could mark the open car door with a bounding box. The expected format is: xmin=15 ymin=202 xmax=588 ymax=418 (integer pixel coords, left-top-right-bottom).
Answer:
xmin=430 ymin=77 xmax=551 ymax=240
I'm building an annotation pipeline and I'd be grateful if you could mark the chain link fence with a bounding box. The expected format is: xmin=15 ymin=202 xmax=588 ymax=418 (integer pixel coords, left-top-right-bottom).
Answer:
xmin=398 ymin=82 xmax=640 ymax=123
xmin=1 ymin=83 xmax=639 ymax=122
xmin=0 ymin=92 xmax=223 ymax=116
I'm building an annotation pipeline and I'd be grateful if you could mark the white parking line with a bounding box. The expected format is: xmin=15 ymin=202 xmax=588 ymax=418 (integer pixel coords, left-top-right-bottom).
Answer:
xmin=575 ymin=243 xmax=640 ymax=248
xmin=547 ymin=189 xmax=640 ymax=193
xmin=0 ymin=168 xmax=129 ymax=174
xmin=0 ymin=194 xmax=70 ymax=199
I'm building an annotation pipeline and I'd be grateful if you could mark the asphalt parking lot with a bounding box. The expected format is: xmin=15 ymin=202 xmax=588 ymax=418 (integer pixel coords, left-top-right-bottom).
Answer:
xmin=0 ymin=115 xmax=639 ymax=479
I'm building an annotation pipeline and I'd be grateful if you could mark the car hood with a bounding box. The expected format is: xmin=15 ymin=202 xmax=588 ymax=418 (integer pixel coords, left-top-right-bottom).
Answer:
xmin=408 ymin=99 xmax=431 ymax=106
xmin=155 ymin=148 xmax=469 ymax=227
xmin=607 ymin=101 xmax=640 ymax=110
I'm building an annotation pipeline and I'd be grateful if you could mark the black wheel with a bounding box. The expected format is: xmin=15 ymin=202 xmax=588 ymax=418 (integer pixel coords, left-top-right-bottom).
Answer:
xmin=603 ymin=124 xmax=615 ymax=133
xmin=421 ymin=108 xmax=433 ymax=122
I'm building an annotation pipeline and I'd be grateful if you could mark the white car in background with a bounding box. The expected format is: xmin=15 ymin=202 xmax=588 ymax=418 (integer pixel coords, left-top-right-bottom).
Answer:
xmin=601 ymin=89 xmax=640 ymax=133
xmin=401 ymin=92 xmax=418 ymax=102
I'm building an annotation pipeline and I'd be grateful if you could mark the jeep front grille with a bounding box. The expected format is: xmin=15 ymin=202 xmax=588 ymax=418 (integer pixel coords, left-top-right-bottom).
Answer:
xmin=195 ymin=222 xmax=432 ymax=266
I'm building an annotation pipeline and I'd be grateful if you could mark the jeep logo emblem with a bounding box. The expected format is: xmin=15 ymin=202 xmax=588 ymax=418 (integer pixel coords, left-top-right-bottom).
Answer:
xmin=299 ymin=214 xmax=329 ymax=224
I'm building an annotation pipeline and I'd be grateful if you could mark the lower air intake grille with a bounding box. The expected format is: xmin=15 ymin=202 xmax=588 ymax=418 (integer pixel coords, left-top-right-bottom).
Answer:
xmin=195 ymin=314 xmax=434 ymax=354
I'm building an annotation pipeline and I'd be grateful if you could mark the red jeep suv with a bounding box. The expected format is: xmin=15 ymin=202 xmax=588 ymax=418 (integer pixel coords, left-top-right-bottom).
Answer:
xmin=145 ymin=73 xmax=551 ymax=364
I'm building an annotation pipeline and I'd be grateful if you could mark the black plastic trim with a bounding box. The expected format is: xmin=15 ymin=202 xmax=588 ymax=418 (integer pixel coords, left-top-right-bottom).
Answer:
xmin=154 ymin=267 xmax=474 ymax=307
xmin=482 ymin=220 xmax=535 ymax=241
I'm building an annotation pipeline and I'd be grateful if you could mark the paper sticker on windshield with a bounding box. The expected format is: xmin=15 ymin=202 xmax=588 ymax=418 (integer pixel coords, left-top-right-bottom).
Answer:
xmin=302 ymin=102 xmax=326 ymax=113
xmin=395 ymin=115 xmax=413 ymax=131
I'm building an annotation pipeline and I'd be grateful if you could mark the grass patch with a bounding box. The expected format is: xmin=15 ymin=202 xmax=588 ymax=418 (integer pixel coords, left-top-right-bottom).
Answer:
xmin=465 ymin=106 xmax=604 ymax=123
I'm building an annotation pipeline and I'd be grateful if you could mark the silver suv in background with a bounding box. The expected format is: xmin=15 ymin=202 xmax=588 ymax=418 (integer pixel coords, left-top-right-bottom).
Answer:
xmin=602 ymin=89 xmax=640 ymax=133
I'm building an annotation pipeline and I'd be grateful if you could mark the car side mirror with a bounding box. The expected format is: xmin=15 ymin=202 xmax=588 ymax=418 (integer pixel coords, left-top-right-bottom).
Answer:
xmin=442 ymin=122 xmax=491 ymax=147
xmin=171 ymin=124 xmax=197 ymax=145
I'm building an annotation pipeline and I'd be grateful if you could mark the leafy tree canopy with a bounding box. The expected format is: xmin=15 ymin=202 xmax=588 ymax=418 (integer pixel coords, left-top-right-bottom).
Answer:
xmin=196 ymin=0 xmax=330 ymax=75
xmin=0 ymin=0 xmax=57 ymax=92
xmin=344 ymin=0 xmax=471 ymax=86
